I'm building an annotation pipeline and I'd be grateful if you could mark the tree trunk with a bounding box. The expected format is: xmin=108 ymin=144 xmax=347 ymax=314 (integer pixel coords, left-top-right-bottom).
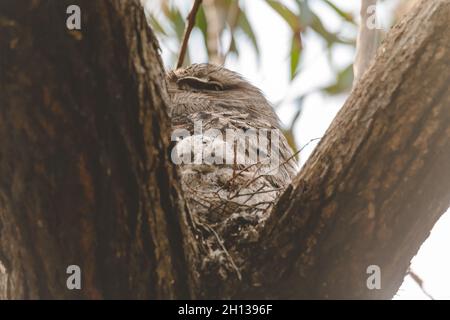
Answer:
xmin=0 ymin=0 xmax=191 ymax=299
xmin=0 ymin=0 xmax=449 ymax=299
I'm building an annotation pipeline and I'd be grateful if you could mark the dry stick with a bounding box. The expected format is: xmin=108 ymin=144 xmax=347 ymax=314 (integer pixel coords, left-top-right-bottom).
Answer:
xmin=408 ymin=269 xmax=435 ymax=300
xmin=176 ymin=0 xmax=203 ymax=69
xmin=217 ymin=136 xmax=323 ymax=199
xmin=203 ymin=223 xmax=242 ymax=281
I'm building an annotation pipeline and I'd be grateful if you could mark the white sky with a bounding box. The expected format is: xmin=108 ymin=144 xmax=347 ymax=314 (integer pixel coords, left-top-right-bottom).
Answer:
xmin=149 ymin=0 xmax=450 ymax=300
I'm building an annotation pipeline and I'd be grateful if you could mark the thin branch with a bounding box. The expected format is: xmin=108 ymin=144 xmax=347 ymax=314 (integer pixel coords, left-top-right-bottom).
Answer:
xmin=176 ymin=0 xmax=203 ymax=69
xmin=204 ymin=223 xmax=242 ymax=281
xmin=408 ymin=269 xmax=435 ymax=300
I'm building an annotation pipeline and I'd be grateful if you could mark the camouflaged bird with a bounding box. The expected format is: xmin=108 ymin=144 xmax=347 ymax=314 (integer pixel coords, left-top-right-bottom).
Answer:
xmin=167 ymin=63 xmax=298 ymax=280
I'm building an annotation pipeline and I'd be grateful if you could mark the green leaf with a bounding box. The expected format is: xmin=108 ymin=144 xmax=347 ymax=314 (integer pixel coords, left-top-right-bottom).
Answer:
xmin=238 ymin=11 xmax=260 ymax=56
xmin=148 ymin=15 xmax=167 ymax=36
xmin=228 ymin=34 xmax=239 ymax=56
xmin=196 ymin=6 xmax=208 ymax=39
xmin=265 ymin=0 xmax=301 ymax=33
xmin=195 ymin=6 xmax=209 ymax=52
xmin=322 ymin=0 xmax=355 ymax=24
xmin=309 ymin=12 xmax=352 ymax=46
xmin=290 ymin=96 xmax=304 ymax=129
xmin=289 ymin=32 xmax=302 ymax=80
xmin=282 ymin=128 xmax=299 ymax=158
xmin=323 ymin=63 xmax=354 ymax=95
xmin=165 ymin=7 xmax=185 ymax=40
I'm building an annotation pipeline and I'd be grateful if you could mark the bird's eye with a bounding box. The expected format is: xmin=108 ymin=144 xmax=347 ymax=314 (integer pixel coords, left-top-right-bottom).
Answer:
xmin=206 ymin=81 xmax=223 ymax=91
xmin=177 ymin=76 xmax=223 ymax=91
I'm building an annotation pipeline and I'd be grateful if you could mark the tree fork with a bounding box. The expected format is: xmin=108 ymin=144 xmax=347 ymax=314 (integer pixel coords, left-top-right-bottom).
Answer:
xmin=0 ymin=0 xmax=449 ymax=300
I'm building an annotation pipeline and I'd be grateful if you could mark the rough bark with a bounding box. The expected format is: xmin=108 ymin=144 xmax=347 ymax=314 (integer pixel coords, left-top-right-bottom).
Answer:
xmin=0 ymin=0 xmax=449 ymax=300
xmin=245 ymin=0 xmax=450 ymax=299
xmin=0 ymin=0 xmax=190 ymax=299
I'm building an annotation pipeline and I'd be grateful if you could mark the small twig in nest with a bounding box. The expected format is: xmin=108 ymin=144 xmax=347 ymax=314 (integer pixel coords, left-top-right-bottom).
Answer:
xmin=176 ymin=0 xmax=203 ymax=69
xmin=203 ymin=223 xmax=242 ymax=281
xmin=214 ymin=157 xmax=269 ymax=196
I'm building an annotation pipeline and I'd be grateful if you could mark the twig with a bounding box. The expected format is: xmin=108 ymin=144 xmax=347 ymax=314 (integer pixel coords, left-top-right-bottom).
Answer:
xmin=408 ymin=269 xmax=435 ymax=300
xmin=176 ymin=0 xmax=203 ymax=69
xmin=202 ymin=223 xmax=242 ymax=281
xmin=245 ymin=136 xmax=323 ymax=183
xmin=238 ymin=187 xmax=282 ymax=197
xmin=214 ymin=157 xmax=270 ymax=195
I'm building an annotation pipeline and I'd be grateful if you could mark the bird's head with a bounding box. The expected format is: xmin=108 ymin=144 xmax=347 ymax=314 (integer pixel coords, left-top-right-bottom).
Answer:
xmin=166 ymin=63 xmax=279 ymax=127
xmin=167 ymin=63 xmax=259 ymax=94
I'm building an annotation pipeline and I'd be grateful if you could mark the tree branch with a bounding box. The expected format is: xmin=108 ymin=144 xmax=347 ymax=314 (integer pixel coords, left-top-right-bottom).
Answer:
xmin=408 ymin=269 xmax=434 ymax=300
xmin=176 ymin=0 xmax=203 ymax=69
xmin=242 ymin=0 xmax=450 ymax=299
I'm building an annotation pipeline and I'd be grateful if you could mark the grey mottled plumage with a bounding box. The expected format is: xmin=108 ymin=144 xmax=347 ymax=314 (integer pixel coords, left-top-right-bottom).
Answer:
xmin=167 ymin=64 xmax=298 ymax=281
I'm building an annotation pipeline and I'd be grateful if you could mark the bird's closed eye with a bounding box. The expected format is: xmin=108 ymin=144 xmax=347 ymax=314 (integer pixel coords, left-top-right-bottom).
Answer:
xmin=177 ymin=76 xmax=223 ymax=91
